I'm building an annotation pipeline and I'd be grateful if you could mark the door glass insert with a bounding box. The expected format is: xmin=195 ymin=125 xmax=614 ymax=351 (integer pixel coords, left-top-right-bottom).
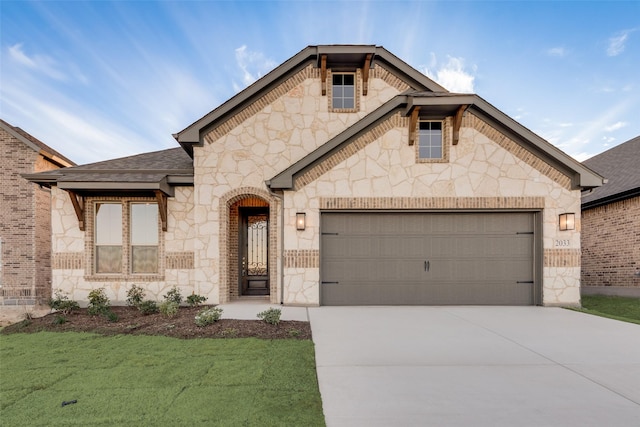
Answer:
xmin=246 ymin=214 xmax=268 ymax=276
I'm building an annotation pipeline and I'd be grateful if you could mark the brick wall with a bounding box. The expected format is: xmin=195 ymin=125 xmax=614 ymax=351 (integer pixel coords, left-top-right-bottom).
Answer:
xmin=581 ymin=196 xmax=640 ymax=288
xmin=0 ymin=127 xmax=60 ymax=305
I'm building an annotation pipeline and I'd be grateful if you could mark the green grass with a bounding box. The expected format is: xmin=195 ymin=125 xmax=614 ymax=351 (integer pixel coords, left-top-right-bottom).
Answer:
xmin=0 ymin=332 xmax=325 ymax=426
xmin=575 ymin=295 xmax=640 ymax=325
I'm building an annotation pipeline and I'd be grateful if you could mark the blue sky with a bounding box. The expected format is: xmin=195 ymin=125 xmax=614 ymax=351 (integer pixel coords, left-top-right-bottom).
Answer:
xmin=1 ymin=1 xmax=638 ymax=165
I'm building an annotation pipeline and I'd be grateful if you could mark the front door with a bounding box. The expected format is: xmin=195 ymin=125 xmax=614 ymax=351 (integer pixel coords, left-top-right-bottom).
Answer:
xmin=240 ymin=208 xmax=269 ymax=296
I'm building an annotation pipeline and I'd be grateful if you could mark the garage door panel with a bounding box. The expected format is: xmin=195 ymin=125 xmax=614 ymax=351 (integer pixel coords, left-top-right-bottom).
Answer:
xmin=321 ymin=212 xmax=536 ymax=305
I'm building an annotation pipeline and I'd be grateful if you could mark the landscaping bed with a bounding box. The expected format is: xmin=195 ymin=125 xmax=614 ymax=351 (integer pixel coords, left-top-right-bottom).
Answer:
xmin=0 ymin=305 xmax=312 ymax=340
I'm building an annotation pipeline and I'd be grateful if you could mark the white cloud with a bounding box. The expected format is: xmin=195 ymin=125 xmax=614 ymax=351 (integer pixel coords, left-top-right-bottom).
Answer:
xmin=7 ymin=43 xmax=67 ymax=81
xmin=606 ymin=29 xmax=636 ymax=56
xmin=423 ymin=55 xmax=476 ymax=93
xmin=547 ymin=47 xmax=567 ymax=57
xmin=233 ymin=45 xmax=277 ymax=92
xmin=604 ymin=121 xmax=628 ymax=132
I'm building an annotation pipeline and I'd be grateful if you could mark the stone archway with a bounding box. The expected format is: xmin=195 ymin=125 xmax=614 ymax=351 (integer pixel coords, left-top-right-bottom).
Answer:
xmin=219 ymin=188 xmax=279 ymax=303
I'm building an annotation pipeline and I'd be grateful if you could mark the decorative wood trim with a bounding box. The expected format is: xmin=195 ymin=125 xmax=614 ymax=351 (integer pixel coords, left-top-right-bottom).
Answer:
xmin=453 ymin=105 xmax=468 ymax=145
xmin=154 ymin=190 xmax=168 ymax=231
xmin=65 ymin=190 xmax=85 ymax=231
xmin=362 ymin=53 xmax=371 ymax=96
xmin=408 ymin=107 xmax=420 ymax=146
xmin=321 ymin=55 xmax=327 ymax=96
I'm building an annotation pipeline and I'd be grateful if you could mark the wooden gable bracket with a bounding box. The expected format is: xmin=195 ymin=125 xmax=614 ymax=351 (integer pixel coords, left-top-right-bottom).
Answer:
xmin=154 ymin=190 xmax=168 ymax=232
xmin=452 ymin=105 xmax=469 ymax=145
xmin=321 ymin=55 xmax=327 ymax=96
xmin=408 ymin=107 xmax=420 ymax=146
xmin=65 ymin=190 xmax=85 ymax=231
xmin=362 ymin=53 xmax=372 ymax=96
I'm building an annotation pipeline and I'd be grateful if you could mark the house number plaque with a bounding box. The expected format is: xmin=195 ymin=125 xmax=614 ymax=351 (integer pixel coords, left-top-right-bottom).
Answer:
xmin=554 ymin=239 xmax=571 ymax=247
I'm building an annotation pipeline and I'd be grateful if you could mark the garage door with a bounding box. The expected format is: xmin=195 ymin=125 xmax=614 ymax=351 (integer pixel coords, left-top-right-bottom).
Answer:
xmin=321 ymin=212 xmax=536 ymax=305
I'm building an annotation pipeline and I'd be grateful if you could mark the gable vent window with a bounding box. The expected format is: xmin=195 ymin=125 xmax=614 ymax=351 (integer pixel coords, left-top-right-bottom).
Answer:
xmin=418 ymin=121 xmax=443 ymax=159
xmin=332 ymin=73 xmax=355 ymax=109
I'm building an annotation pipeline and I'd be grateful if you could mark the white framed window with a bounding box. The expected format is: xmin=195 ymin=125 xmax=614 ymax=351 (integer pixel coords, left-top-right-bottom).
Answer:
xmin=418 ymin=121 xmax=443 ymax=159
xmin=332 ymin=73 xmax=356 ymax=109
xmin=93 ymin=201 xmax=159 ymax=275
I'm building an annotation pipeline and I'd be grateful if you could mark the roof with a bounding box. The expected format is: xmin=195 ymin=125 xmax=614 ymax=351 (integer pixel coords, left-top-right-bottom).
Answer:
xmin=581 ymin=136 xmax=640 ymax=209
xmin=0 ymin=118 xmax=75 ymax=167
xmin=23 ymin=147 xmax=193 ymax=196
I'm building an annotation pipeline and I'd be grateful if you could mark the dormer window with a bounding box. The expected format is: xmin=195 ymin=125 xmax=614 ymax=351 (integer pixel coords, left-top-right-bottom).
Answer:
xmin=332 ymin=73 xmax=355 ymax=110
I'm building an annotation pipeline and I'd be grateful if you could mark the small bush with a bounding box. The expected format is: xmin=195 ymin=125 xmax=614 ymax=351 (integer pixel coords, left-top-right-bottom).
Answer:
xmin=288 ymin=328 xmax=301 ymax=338
xmin=195 ymin=307 xmax=223 ymax=327
xmin=186 ymin=293 xmax=207 ymax=307
xmin=105 ymin=310 xmax=119 ymax=323
xmin=257 ymin=308 xmax=281 ymax=325
xmin=126 ymin=285 xmax=145 ymax=308
xmin=159 ymin=301 xmax=179 ymax=317
xmin=163 ymin=286 xmax=183 ymax=305
xmin=220 ymin=328 xmax=239 ymax=338
xmin=87 ymin=288 xmax=110 ymax=315
xmin=52 ymin=315 xmax=67 ymax=325
xmin=49 ymin=290 xmax=80 ymax=315
xmin=138 ymin=300 xmax=159 ymax=315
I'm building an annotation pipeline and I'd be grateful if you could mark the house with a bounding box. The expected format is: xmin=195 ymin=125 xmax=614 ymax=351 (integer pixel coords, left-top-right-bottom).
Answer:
xmin=25 ymin=45 xmax=604 ymax=307
xmin=1 ymin=119 xmax=75 ymax=306
xmin=581 ymin=136 xmax=640 ymax=297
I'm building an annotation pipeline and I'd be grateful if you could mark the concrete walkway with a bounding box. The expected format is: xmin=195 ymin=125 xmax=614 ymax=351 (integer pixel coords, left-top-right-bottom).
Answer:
xmin=308 ymin=306 xmax=640 ymax=427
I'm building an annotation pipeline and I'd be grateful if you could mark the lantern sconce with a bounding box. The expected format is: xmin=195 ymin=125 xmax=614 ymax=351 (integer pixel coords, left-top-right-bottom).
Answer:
xmin=558 ymin=213 xmax=575 ymax=231
xmin=296 ymin=212 xmax=306 ymax=231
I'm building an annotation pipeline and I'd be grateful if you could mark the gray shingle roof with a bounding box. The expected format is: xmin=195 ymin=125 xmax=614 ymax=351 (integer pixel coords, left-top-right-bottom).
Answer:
xmin=582 ymin=136 xmax=640 ymax=208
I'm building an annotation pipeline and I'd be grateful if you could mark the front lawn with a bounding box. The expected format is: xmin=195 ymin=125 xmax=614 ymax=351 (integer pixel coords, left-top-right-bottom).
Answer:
xmin=577 ymin=295 xmax=640 ymax=325
xmin=0 ymin=332 xmax=325 ymax=426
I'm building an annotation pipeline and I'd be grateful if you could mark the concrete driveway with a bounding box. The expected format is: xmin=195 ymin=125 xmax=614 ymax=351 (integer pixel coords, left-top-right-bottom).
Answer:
xmin=308 ymin=306 xmax=640 ymax=427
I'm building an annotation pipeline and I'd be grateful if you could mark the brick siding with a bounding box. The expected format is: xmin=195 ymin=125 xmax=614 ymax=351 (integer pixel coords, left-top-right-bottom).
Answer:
xmin=581 ymin=196 xmax=640 ymax=288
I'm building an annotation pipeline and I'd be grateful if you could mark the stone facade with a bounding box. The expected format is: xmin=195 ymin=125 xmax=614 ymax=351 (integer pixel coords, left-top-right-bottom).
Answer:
xmin=581 ymin=196 xmax=640 ymax=291
xmin=0 ymin=125 xmax=70 ymax=305
xmin=42 ymin=47 xmax=593 ymax=307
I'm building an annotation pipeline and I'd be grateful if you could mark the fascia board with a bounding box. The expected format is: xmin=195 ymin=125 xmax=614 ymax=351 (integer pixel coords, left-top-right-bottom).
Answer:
xmin=57 ymin=179 xmax=175 ymax=197
xmin=374 ymin=47 xmax=448 ymax=93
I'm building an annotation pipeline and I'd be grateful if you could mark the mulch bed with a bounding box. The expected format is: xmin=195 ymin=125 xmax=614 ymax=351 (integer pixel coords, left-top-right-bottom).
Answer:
xmin=0 ymin=306 xmax=312 ymax=340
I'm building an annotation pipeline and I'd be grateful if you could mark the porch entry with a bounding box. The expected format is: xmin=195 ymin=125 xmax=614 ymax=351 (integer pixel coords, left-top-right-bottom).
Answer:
xmin=239 ymin=207 xmax=269 ymax=296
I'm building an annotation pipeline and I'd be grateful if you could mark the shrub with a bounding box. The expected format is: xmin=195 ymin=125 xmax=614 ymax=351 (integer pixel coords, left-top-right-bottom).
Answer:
xmin=126 ymin=285 xmax=145 ymax=308
xmin=49 ymin=290 xmax=80 ymax=315
xmin=288 ymin=328 xmax=301 ymax=338
xmin=138 ymin=300 xmax=159 ymax=315
xmin=52 ymin=315 xmax=67 ymax=325
xmin=163 ymin=286 xmax=183 ymax=305
xmin=220 ymin=328 xmax=239 ymax=338
xmin=186 ymin=293 xmax=207 ymax=307
xmin=159 ymin=301 xmax=179 ymax=317
xmin=105 ymin=310 xmax=119 ymax=322
xmin=87 ymin=288 xmax=110 ymax=315
xmin=195 ymin=307 xmax=223 ymax=327
xmin=257 ymin=307 xmax=281 ymax=325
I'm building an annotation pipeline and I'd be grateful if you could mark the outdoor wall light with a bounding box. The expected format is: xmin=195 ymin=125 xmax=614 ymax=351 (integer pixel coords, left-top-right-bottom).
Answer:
xmin=296 ymin=212 xmax=306 ymax=231
xmin=558 ymin=213 xmax=575 ymax=231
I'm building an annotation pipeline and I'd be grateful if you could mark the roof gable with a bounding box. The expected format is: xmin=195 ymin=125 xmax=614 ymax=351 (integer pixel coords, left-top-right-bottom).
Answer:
xmin=0 ymin=119 xmax=75 ymax=167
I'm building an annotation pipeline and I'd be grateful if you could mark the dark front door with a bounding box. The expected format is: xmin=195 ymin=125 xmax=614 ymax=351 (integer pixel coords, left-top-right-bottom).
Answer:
xmin=240 ymin=208 xmax=269 ymax=296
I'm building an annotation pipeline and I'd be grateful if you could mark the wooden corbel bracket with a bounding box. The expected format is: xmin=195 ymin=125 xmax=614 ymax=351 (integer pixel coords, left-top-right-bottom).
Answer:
xmin=408 ymin=107 xmax=420 ymax=146
xmin=154 ymin=190 xmax=168 ymax=232
xmin=321 ymin=55 xmax=327 ymax=96
xmin=65 ymin=190 xmax=85 ymax=231
xmin=362 ymin=53 xmax=371 ymax=96
xmin=453 ymin=105 xmax=469 ymax=145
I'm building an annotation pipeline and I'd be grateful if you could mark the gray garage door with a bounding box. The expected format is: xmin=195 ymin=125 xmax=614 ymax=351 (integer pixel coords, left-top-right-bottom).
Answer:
xmin=321 ymin=212 xmax=536 ymax=305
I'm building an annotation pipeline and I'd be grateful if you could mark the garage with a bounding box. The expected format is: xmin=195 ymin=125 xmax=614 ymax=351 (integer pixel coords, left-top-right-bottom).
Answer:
xmin=320 ymin=212 xmax=538 ymax=305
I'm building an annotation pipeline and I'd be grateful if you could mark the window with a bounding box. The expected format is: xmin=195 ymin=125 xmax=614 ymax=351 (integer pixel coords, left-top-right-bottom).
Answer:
xmin=418 ymin=121 xmax=443 ymax=159
xmin=131 ymin=204 xmax=159 ymax=273
xmin=95 ymin=203 xmax=123 ymax=273
xmin=93 ymin=201 xmax=159 ymax=275
xmin=332 ymin=73 xmax=355 ymax=109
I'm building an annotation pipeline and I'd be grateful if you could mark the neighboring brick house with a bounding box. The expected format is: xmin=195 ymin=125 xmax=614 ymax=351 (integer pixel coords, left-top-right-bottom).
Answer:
xmin=26 ymin=45 xmax=603 ymax=307
xmin=581 ymin=136 xmax=640 ymax=296
xmin=0 ymin=119 xmax=75 ymax=305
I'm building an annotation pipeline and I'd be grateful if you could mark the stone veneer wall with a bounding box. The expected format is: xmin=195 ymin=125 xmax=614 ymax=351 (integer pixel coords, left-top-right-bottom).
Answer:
xmin=1 ymin=127 xmax=61 ymax=305
xmin=283 ymin=110 xmax=582 ymax=306
xmin=581 ymin=196 xmax=640 ymax=291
